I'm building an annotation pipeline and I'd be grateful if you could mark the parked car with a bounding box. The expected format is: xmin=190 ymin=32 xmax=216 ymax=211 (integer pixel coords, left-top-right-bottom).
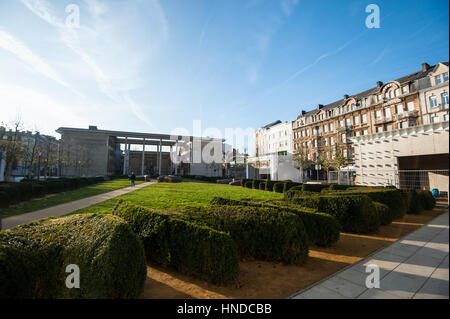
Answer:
xmin=157 ymin=175 xmax=183 ymax=183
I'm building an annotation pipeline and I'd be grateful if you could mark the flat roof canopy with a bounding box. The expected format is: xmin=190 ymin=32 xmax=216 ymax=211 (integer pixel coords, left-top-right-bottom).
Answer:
xmin=56 ymin=127 xmax=224 ymax=142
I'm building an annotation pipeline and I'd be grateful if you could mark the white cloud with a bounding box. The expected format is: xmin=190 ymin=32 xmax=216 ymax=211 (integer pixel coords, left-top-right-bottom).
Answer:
xmin=20 ymin=0 xmax=167 ymax=131
xmin=0 ymin=28 xmax=71 ymax=90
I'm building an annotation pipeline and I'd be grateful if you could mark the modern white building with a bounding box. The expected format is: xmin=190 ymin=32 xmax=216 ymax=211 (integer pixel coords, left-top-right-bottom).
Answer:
xmin=351 ymin=121 xmax=449 ymax=193
xmin=248 ymin=120 xmax=300 ymax=181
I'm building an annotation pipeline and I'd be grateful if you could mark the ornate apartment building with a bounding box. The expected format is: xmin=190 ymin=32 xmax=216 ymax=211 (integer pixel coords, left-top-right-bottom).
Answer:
xmin=292 ymin=62 xmax=449 ymax=166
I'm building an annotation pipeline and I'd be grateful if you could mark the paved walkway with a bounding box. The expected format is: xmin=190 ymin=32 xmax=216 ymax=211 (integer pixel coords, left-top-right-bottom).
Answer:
xmin=1 ymin=182 xmax=155 ymax=230
xmin=291 ymin=209 xmax=449 ymax=299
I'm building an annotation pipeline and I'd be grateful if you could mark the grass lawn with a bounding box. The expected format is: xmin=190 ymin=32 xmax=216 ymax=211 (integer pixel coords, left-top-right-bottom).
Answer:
xmin=75 ymin=182 xmax=283 ymax=215
xmin=0 ymin=179 xmax=144 ymax=219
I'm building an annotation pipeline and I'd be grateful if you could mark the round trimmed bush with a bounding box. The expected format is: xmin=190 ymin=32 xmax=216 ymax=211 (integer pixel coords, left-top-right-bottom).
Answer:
xmin=182 ymin=204 xmax=309 ymax=265
xmin=0 ymin=214 xmax=147 ymax=299
xmin=252 ymin=180 xmax=262 ymax=190
xmin=112 ymin=200 xmax=240 ymax=285
xmin=259 ymin=182 xmax=267 ymax=190
xmin=273 ymin=182 xmax=285 ymax=193
xmin=373 ymin=202 xmax=393 ymax=225
xmin=244 ymin=181 xmax=253 ymax=188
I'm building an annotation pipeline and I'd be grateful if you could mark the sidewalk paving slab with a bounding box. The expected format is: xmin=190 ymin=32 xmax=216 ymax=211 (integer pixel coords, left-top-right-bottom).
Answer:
xmin=290 ymin=210 xmax=449 ymax=299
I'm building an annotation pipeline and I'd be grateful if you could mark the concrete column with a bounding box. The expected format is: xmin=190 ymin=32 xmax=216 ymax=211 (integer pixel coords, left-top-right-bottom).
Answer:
xmin=105 ymin=136 xmax=109 ymax=176
xmin=0 ymin=152 xmax=5 ymax=182
xmin=159 ymin=139 xmax=163 ymax=175
xmin=169 ymin=145 xmax=173 ymax=174
xmin=123 ymin=137 xmax=128 ymax=175
xmin=141 ymin=138 xmax=146 ymax=175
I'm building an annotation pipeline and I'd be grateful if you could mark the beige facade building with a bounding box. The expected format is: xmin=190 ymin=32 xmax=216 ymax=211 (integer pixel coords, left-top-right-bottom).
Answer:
xmin=292 ymin=62 xmax=449 ymax=175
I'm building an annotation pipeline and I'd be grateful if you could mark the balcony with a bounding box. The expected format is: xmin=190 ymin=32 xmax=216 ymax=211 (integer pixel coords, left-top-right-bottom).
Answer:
xmin=374 ymin=116 xmax=394 ymax=124
xmin=338 ymin=125 xmax=353 ymax=131
xmin=395 ymin=110 xmax=419 ymax=120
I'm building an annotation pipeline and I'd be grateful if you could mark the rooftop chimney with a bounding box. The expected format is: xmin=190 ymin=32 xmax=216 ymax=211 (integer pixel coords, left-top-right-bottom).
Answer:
xmin=89 ymin=125 xmax=98 ymax=130
xmin=376 ymin=81 xmax=383 ymax=88
xmin=317 ymin=104 xmax=324 ymax=110
xmin=422 ymin=63 xmax=430 ymax=72
xmin=344 ymin=94 xmax=349 ymax=99
xmin=301 ymin=110 xmax=306 ymax=115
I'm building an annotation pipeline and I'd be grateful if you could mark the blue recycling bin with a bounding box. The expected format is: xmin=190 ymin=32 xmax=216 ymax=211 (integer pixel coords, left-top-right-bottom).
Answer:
xmin=431 ymin=188 xmax=439 ymax=198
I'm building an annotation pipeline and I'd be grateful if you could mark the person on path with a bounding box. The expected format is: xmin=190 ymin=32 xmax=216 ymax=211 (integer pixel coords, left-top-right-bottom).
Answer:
xmin=130 ymin=172 xmax=136 ymax=187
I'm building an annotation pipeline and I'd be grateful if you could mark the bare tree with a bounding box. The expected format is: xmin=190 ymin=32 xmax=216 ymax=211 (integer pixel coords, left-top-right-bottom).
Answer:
xmin=1 ymin=117 xmax=24 ymax=181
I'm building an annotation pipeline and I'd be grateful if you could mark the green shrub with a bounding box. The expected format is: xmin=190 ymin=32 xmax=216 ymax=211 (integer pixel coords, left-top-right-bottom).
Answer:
xmin=252 ymin=180 xmax=262 ymax=190
xmin=265 ymin=180 xmax=277 ymax=192
xmin=210 ymin=197 xmax=339 ymax=247
xmin=259 ymin=182 xmax=267 ymax=190
xmin=373 ymin=202 xmax=393 ymax=225
xmin=0 ymin=214 xmax=147 ymax=299
xmin=284 ymin=189 xmax=318 ymax=201
xmin=322 ymin=188 xmax=406 ymax=219
xmin=302 ymin=183 xmax=331 ymax=192
xmin=0 ymin=191 xmax=9 ymax=208
xmin=182 ymin=204 xmax=309 ymax=265
xmin=112 ymin=200 xmax=239 ymax=284
xmin=273 ymin=182 xmax=285 ymax=193
xmin=283 ymin=182 xmax=301 ymax=193
xmin=241 ymin=178 xmax=249 ymax=187
xmin=328 ymin=184 xmax=351 ymax=191
xmin=401 ymin=189 xmax=436 ymax=214
xmin=289 ymin=194 xmax=380 ymax=234
xmin=244 ymin=181 xmax=253 ymax=189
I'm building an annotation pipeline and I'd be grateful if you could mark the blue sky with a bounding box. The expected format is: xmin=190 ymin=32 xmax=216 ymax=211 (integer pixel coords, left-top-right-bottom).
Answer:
xmin=0 ymin=0 xmax=449 ymax=153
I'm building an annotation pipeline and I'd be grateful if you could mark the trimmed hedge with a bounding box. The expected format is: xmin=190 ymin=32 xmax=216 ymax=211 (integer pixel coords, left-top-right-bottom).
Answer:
xmin=0 ymin=214 xmax=147 ymax=299
xmin=0 ymin=191 xmax=9 ymax=208
xmin=210 ymin=197 xmax=340 ymax=247
xmin=373 ymin=202 xmax=393 ymax=225
xmin=244 ymin=181 xmax=253 ymax=188
xmin=240 ymin=178 xmax=249 ymax=187
xmin=182 ymin=204 xmax=309 ymax=265
xmin=252 ymin=179 xmax=262 ymax=190
xmin=0 ymin=177 xmax=106 ymax=208
xmin=259 ymin=182 xmax=267 ymax=190
xmin=273 ymin=182 xmax=285 ymax=193
xmin=288 ymin=194 xmax=380 ymax=234
xmin=265 ymin=180 xmax=277 ymax=192
xmin=301 ymin=183 xmax=331 ymax=192
xmin=328 ymin=184 xmax=351 ymax=191
xmin=401 ymin=189 xmax=436 ymax=214
xmin=284 ymin=189 xmax=320 ymax=201
xmin=283 ymin=182 xmax=301 ymax=193
xmin=112 ymin=200 xmax=240 ymax=284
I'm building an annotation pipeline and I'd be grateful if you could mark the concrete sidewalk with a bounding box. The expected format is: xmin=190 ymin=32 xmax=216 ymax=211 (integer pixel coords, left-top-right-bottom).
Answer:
xmin=1 ymin=181 xmax=155 ymax=230
xmin=291 ymin=209 xmax=449 ymax=299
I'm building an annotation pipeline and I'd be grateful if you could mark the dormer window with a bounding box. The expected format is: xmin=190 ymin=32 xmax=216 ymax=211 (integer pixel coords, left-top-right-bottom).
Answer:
xmin=444 ymin=73 xmax=449 ymax=82
xmin=435 ymin=75 xmax=442 ymax=85
xmin=402 ymin=86 xmax=408 ymax=94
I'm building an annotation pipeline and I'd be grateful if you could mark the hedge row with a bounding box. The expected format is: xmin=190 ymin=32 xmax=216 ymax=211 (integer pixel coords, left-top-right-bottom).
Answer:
xmin=373 ymin=202 xmax=393 ymax=226
xmin=210 ymin=197 xmax=340 ymax=247
xmin=401 ymin=189 xmax=436 ymax=214
xmin=320 ymin=188 xmax=406 ymax=219
xmin=181 ymin=205 xmax=309 ymax=265
xmin=0 ymin=177 xmax=106 ymax=208
xmin=0 ymin=214 xmax=147 ymax=299
xmin=288 ymin=194 xmax=380 ymax=234
xmin=112 ymin=200 xmax=240 ymax=284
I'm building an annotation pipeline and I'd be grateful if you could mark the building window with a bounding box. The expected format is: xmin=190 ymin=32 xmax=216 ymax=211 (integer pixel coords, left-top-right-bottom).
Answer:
xmin=362 ymin=114 xmax=367 ymax=124
xmin=431 ymin=116 xmax=440 ymax=123
xmin=323 ymin=125 xmax=328 ymax=133
xmin=435 ymin=75 xmax=442 ymax=85
xmin=396 ymin=104 xmax=403 ymax=114
xmin=341 ymin=134 xmax=346 ymax=143
xmin=402 ymin=86 xmax=408 ymax=94
xmin=389 ymin=90 xmax=395 ymax=99
xmin=346 ymin=118 xmax=351 ymax=126
xmin=330 ymin=123 xmax=334 ymax=131
xmin=444 ymin=114 xmax=449 ymax=121
xmin=407 ymin=101 xmax=415 ymax=111
xmin=330 ymin=136 xmax=335 ymax=145
xmin=430 ymin=96 xmax=438 ymax=108
xmin=354 ymin=116 xmax=359 ymax=125
xmin=355 ymin=131 xmax=360 ymax=137
xmin=444 ymin=73 xmax=449 ymax=82
xmin=377 ymin=95 xmax=382 ymax=101
xmin=400 ymin=121 xmax=408 ymax=129
xmin=361 ymin=100 xmax=365 ymax=107
xmin=376 ymin=127 xmax=383 ymax=133
xmin=363 ymin=129 xmax=368 ymax=135
xmin=384 ymin=107 xmax=391 ymax=118
xmin=442 ymin=92 xmax=449 ymax=108
xmin=386 ymin=125 xmax=393 ymax=131
xmin=395 ymin=89 xmax=400 ymax=97
xmin=375 ymin=110 xmax=382 ymax=119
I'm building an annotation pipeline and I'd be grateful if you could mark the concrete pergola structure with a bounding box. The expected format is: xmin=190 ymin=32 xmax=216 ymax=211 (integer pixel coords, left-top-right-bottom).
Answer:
xmin=56 ymin=126 xmax=224 ymax=177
